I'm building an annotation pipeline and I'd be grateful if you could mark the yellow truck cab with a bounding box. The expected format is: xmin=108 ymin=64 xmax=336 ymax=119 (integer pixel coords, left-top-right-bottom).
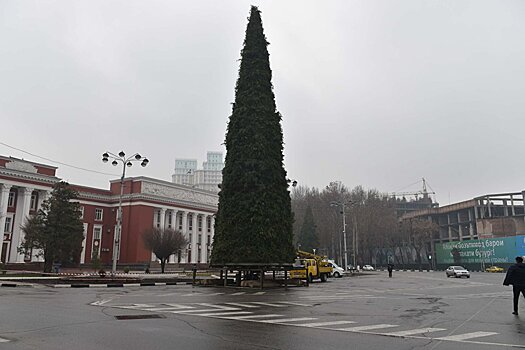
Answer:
xmin=290 ymin=257 xmax=332 ymax=282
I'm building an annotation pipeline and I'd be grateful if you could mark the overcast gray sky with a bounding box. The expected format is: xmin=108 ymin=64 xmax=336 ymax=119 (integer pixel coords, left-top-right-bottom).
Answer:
xmin=1 ymin=0 xmax=524 ymax=204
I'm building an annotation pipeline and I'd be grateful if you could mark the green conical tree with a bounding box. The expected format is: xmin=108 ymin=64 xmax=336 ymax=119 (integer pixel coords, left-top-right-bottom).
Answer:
xmin=211 ymin=6 xmax=294 ymax=264
xmin=297 ymin=205 xmax=319 ymax=253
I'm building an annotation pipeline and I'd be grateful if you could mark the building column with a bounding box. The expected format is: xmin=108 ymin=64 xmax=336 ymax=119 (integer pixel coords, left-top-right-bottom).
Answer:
xmin=209 ymin=216 xmax=215 ymax=263
xmin=168 ymin=210 xmax=177 ymax=263
xmin=159 ymin=208 xmax=166 ymax=230
xmin=10 ymin=187 xmax=33 ymax=263
xmin=181 ymin=211 xmax=188 ymax=263
xmin=37 ymin=190 xmax=50 ymax=211
xmin=31 ymin=190 xmax=50 ymax=262
xmin=0 ymin=185 xmax=12 ymax=262
xmin=191 ymin=213 xmax=198 ymax=264
xmin=201 ymin=215 xmax=208 ymax=264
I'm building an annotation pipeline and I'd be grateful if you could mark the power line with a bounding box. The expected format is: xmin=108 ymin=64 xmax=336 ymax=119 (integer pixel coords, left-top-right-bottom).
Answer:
xmin=0 ymin=141 xmax=118 ymax=176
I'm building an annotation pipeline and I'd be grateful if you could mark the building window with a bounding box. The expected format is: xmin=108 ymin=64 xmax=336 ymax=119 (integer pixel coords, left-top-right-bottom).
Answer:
xmin=30 ymin=192 xmax=37 ymax=210
xmin=8 ymin=191 xmax=15 ymax=207
xmin=207 ymin=235 xmax=211 ymax=246
xmin=188 ymin=215 xmax=193 ymax=231
xmin=167 ymin=213 xmax=173 ymax=228
xmin=198 ymin=234 xmax=202 ymax=245
xmin=4 ymin=217 xmax=12 ymax=233
xmin=188 ymin=234 xmax=192 ymax=247
xmin=207 ymin=217 xmax=211 ymax=233
xmin=93 ymin=226 xmax=102 ymax=240
xmin=198 ymin=216 xmax=203 ymax=232
xmin=156 ymin=210 xmax=161 ymax=228
xmin=178 ymin=212 xmax=183 ymax=230
xmin=79 ymin=206 xmax=84 ymax=219
xmin=95 ymin=208 xmax=103 ymax=221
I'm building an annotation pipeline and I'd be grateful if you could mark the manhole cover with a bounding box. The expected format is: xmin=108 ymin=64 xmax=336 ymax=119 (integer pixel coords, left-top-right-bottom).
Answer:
xmin=115 ymin=314 xmax=165 ymax=320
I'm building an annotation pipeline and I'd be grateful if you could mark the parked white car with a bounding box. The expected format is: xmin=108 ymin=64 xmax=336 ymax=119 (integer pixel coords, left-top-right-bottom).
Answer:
xmin=362 ymin=265 xmax=375 ymax=271
xmin=327 ymin=260 xmax=346 ymax=278
xmin=446 ymin=266 xmax=470 ymax=278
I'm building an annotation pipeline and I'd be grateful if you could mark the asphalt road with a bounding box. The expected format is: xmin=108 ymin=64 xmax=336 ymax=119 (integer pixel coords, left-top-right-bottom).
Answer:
xmin=0 ymin=271 xmax=523 ymax=350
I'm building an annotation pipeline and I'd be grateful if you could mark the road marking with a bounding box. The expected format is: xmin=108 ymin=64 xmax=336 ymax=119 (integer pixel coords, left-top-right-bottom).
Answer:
xmin=224 ymin=302 xmax=260 ymax=308
xmin=253 ymin=292 xmax=266 ymax=295
xmin=156 ymin=293 xmax=178 ymax=297
xmin=298 ymin=321 xmax=357 ymax=327
xmin=143 ymin=307 xmax=189 ymax=312
xmin=91 ymin=299 xmax=112 ymax=306
xmin=277 ymin=302 xmax=312 ymax=307
xmin=231 ymin=292 xmax=246 ymax=295
xmin=197 ymin=303 xmax=240 ymax=310
xmin=163 ymin=304 xmax=195 ymax=309
xmin=385 ymin=328 xmax=446 ymax=336
xmin=223 ymin=314 xmax=284 ymax=320
xmin=260 ymin=317 xmax=318 ymax=324
xmin=0 ymin=337 xmax=10 ymax=343
xmin=181 ymin=293 xmax=203 ymax=296
xmin=196 ymin=311 xmax=253 ymax=317
xmin=167 ymin=308 xmax=241 ymax=314
xmin=436 ymin=331 xmax=499 ymax=341
xmin=206 ymin=293 xmax=225 ymax=296
xmin=115 ymin=304 xmax=156 ymax=309
xmin=251 ymin=302 xmax=288 ymax=307
xmin=338 ymin=324 xmax=399 ymax=332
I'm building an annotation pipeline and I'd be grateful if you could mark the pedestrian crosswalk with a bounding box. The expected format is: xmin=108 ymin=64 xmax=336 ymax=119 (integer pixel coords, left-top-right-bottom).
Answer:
xmin=97 ymin=300 xmax=517 ymax=346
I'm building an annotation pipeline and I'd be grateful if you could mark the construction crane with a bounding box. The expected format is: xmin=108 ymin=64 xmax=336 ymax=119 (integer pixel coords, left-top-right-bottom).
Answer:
xmin=390 ymin=178 xmax=436 ymax=200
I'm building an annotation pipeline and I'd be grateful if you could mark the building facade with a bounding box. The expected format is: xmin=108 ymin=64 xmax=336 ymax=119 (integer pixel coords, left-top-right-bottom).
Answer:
xmin=0 ymin=155 xmax=218 ymax=267
xmin=172 ymin=152 xmax=224 ymax=193
xmin=400 ymin=191 xmax=525 ymax=268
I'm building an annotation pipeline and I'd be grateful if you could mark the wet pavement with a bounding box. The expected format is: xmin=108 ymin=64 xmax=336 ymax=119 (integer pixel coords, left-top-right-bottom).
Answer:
xmin=0 ymin=271 xmax=523 ymax=349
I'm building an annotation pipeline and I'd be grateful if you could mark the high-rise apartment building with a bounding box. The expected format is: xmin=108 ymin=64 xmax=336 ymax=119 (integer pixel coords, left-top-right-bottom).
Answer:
xmin=172 ymin=152 xmax=224 ymax=192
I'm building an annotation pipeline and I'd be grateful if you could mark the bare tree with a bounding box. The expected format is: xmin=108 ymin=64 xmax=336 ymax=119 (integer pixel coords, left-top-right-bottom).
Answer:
xmin=142 ymin=228 xmax=187 ymax=273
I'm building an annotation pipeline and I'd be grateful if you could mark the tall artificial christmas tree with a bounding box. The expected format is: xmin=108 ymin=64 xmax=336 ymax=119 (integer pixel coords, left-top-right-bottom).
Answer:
xmin=211 ymin=6 xmax=294 ymax=264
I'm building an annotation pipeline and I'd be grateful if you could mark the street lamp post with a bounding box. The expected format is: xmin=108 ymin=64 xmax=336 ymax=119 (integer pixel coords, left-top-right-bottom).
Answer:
xmin=102 ymin=151 xmax=149 ymax=274
xmin=330 ymin=201 xmax=351 ymax=270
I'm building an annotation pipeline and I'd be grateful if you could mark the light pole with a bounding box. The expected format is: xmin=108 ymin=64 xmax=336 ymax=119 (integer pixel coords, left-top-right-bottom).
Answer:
xmin=330 ymin=201 xmax=350 ymax=270
xmin=102 ymin=151 xmax=149 ymax=274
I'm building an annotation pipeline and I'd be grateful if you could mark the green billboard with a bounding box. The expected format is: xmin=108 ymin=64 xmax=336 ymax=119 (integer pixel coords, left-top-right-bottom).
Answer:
xmin=436 ymin=236 xmax=525 ymax=265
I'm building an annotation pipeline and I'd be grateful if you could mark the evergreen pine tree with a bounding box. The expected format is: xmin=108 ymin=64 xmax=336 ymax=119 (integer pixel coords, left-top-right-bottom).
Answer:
xmin=298 ymin=205 xmax=319 ymax=253
xmin=211 ymin=6 xmax=294 ymax=264
xmin=20 ymin=181 xmax=84 ymax=272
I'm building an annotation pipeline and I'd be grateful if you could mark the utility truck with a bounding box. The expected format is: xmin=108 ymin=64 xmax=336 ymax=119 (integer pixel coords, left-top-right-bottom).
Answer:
xmin=290 ymin=250 xmax=333 ymax=282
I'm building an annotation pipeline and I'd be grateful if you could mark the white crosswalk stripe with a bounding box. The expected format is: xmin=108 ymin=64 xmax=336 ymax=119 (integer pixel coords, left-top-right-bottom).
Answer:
xmin=195 ymin=311 xmax=253 ymax=317
xmin=167 ymin=307 xmax=240 ymax=314
xmin=224 ymin=302 xmax=260 ymax=308
xmin=436 ymin=331 xmax=499 ymax=341
xmin=277 ymin=302 xmax=312 ymax=307
xmin=163 ymin=303 xmax=195 ymax=309
xmin=253 ymin=292 xmax=266 ymax=295
xmin=298 ymin=321 xmax=357 ymax=327
xmin=260 ymin=317 xmax=318 ymax=324
xmin=251 ymin=302 xmax=289 ymax=307
xmin=339 ymin=324 xmax=399 ymax=332
xmin=222 ymin=314 xmax=284 ymax=320
xmin=385 ymin=328 xmax=446 ymax=336
xmin=231 ymin=292 xmax=246 ymax=295
xmin=0 ymin=337 xmax=10 ymax=343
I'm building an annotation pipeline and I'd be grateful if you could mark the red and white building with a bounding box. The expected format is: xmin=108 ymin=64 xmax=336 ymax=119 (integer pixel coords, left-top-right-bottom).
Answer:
xmin=0 ymin=155 xmax=218 ymax=267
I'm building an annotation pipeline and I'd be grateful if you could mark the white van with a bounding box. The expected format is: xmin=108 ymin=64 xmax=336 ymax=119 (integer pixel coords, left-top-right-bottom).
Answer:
xmin=327 ymin=260 xmax=346 ymax=278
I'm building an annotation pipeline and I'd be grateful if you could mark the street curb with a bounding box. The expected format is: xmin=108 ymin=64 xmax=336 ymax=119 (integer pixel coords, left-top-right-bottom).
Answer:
xmin=52 ymin=281 xmax=180 ymax=288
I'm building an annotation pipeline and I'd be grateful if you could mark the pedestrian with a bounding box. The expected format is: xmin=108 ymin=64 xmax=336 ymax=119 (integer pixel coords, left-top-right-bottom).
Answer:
xmin=503 ymin=256 xmax=525 ymax=315
xmin=387 ymin=263 xmax=394 ymax=278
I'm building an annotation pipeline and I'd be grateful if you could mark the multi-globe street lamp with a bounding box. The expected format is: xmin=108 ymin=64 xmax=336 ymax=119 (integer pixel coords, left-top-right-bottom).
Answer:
xmin=102 ymin=151 xmax=149 ymax=274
